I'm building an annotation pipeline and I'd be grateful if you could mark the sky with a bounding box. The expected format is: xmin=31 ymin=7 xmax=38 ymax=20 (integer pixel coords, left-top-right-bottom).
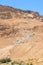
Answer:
xmin=0 ymin=0 xmax=43 ymax=15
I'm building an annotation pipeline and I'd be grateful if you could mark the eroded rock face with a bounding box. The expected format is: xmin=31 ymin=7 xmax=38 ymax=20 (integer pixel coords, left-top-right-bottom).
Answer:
xmin=0 ymin=5 xmax=43 ymax=20
xmin=0 ymin=12 xmax=12 ymax=19
xmin=0 ymin=5 xmax=43 ymax=65
xmin=0 ymin=24 xmax=19 ymax=37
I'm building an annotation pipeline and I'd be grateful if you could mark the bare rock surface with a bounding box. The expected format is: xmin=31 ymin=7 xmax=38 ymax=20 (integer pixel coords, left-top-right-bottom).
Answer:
xmin=0 ymin=5 xmax=43 ymax=65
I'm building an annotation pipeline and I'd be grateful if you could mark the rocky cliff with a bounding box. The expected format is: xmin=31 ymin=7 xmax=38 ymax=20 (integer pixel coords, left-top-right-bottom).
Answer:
xmin=0 ymin=5 xmax=43 ymax=65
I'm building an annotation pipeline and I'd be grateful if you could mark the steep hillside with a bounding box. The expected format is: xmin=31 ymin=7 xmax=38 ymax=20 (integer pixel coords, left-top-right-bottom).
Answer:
xmin=0 ymin=5 xmax=43 ymax=65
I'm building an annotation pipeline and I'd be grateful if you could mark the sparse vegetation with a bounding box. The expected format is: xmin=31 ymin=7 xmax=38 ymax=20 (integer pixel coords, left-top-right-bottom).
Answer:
xmin=0 ymin=58 xmax=33 ymax=65
xmin=0 ymin=58 xmax=11 ymax=63
xmin=11 ymin=61 xmax=33 ymax=65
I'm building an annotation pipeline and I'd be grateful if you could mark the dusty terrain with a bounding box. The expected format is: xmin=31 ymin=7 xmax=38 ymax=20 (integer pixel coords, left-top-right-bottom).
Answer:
xmin=0 ymin=5 xmax=43 ymax=65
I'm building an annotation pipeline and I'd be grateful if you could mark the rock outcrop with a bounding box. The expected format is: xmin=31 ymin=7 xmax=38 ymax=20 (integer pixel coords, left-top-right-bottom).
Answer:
xmin=0 ymin=5 xmax=43 ymax=65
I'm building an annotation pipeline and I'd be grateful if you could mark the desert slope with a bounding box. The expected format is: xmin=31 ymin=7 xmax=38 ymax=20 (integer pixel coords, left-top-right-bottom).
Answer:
xmin=0 ymin=5 xmax=43 ymax=65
